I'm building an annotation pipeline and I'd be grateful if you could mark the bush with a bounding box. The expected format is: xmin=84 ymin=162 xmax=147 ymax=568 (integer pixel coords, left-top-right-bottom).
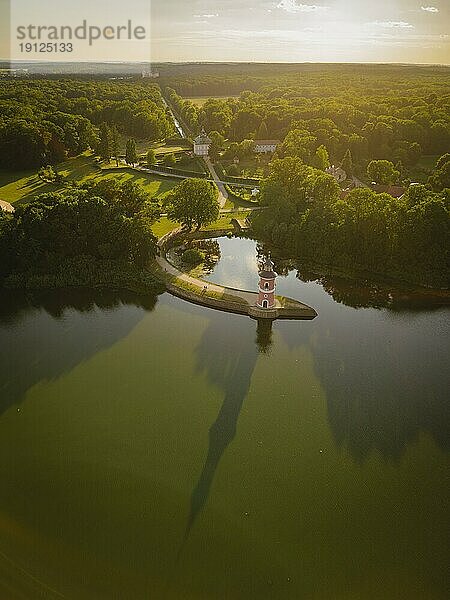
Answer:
xmin=163 ymin=153 xmax=177 ymax=167
xmin=182 ymin=248 xmax=205 ymax=265
xmin=227 ymin=164 xmax=240 ymax=176
xmin=38 ymin=165 xmax=57 ymax=183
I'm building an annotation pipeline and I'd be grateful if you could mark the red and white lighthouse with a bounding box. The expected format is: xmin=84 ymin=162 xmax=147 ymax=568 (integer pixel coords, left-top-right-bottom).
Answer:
xmin=257 ymin=255 xmax=277 ymax=309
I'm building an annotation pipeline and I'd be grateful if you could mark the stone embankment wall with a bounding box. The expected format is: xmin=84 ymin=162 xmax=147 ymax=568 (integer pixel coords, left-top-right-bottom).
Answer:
xmin=164 ymin=282 xmax=250 ymax=316
xmin=156 ymin=228 xmax=317 ymax=321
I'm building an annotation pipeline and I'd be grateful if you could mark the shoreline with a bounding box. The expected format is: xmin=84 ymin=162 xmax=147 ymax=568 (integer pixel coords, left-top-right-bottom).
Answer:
xmin=154 ymin=229 xmax=317 ymax=320
xmin=240 ymin=233 xmax=450 ymax=300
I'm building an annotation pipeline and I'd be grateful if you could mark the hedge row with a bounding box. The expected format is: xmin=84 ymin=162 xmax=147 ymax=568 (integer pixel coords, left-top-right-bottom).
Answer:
xmin=141 ymin=164 xmax=208 ymax=179
xmin=213 ymin=161 xmax=260 ymax=186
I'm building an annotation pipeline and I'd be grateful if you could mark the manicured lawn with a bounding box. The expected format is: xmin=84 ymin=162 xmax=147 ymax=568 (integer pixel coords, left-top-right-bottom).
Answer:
xmin=91 ymin=169 xmax=179 ymax=200
xmin=223 ymin=196 xmax=256 ymax=210
xmin=218 ymin=156 xmax=270 ymax=179
xmin=0 ymin=154 xmax=98 ymax=204
xmin=0 ymin=170 xmax=58 ymax=203
xmin=118 ymin=136 xmax=190 ymax=158
xmin=118 ymin=135 xmax=165 ymax=156
xmin=151 ymin=210 xmax=251 ymax=239
xmin=0 ymin=154 xmax=180 ymax=205
xmin=151 ymin=218 xmax=180 ymax=239
xmin=154 ymin=145 xmax=186 ymax=155
xmin=201 ymin=210 xmax=251 ymax=231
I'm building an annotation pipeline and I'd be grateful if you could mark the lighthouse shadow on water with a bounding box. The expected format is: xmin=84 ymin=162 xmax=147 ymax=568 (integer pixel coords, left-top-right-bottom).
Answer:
xmin=178 ymin=313 xmax=274 ymax=556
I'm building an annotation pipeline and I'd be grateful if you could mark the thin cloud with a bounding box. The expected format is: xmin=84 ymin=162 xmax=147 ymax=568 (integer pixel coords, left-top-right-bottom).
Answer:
xmin=277 ymin=1 xmax=327 ymax=13
xmin=421 ymin=6 xmax=439 ymax=12
xmin=193 ymin=14 xmax=219 ymax=19
xmin=368 ymin=21 xmax=415 ymax=29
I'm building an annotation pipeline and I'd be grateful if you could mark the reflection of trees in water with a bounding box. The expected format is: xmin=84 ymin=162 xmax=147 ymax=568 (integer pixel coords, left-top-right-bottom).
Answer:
xmin=193 ymin=239 xmax=221 ymax=274
xmin=170 ymin=240 xmax=222 ymax=275
xmin=0 ymin=288 xmax=158 ymax=416
xmin=295 ymin=264 xmax=450 ymax=311
xmin=257 ymin=248 xmax=450 ymax=460
xmin=278 ymin=302 xmax=450 ymax=461
xmin=181 ymin=316 xmax=272 ymax=546
xmin=258 ymin=244 xmax=449 ymax=311
xmin=323 ymin=324 xmax=449 ymax=461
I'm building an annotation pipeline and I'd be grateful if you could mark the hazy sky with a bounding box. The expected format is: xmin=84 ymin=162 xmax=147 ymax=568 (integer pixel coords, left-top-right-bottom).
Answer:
xmin=151 ymin=0 xmax=449 ymax=63
xmin=1 ymin=0 xmax=449 ymax=64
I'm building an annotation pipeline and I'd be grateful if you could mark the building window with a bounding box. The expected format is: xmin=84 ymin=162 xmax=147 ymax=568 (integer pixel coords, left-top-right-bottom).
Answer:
xmin=264 ymin=282 xmax=269 ymax=289
xmin=263 ymin=300 xmax=268 ymax=308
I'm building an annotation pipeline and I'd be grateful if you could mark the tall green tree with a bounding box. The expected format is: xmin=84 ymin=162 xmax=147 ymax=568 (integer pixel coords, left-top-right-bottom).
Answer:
xmin=428 ymin=154 xmax=450 ymax=191
xmin=0 ymin=120 xmax=46 ymax=170
xmin=280 ymin=129 xmax=317 ymax=164
xmin=146 ymin=149 xmax=156 ymax=166
xmin=168 ymin=179 xmax=219 ymax=231
xmin=98 ymin=122 xmax=112 ymax=162
xmin=110 ymin=125 xmax=120 ymax=167
xmin=314 ymin=145 xmax=330 ymax=171
xmin=81 ymin=179 xmax=158 ymax=218
xmin=367 ymin=160 xmax=399 ymax=185
xmin=341 ymin=149 xmax=353 ymax=178
xmin=125 ymin=139 xmax=138 ymax=166
xmin=208 ymin=131 xmax=225 ymax=161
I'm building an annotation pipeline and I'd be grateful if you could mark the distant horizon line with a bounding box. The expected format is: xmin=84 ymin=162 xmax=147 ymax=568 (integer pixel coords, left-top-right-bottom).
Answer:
xmin=1 ymin=60 xmax=450 ymax=67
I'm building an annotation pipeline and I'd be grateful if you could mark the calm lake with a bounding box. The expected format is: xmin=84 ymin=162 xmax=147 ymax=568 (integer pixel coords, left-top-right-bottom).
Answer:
xmin=0 ymin=236 xmax=449 ymax=599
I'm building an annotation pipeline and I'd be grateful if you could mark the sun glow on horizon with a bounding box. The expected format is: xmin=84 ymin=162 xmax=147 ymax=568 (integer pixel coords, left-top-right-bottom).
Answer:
xmin=0 ymin=0 xmax=449 ymax=64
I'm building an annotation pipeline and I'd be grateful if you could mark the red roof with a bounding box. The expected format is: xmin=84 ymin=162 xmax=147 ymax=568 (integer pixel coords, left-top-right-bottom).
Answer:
xmin=372 ymin=185 xmax=406 ymax=198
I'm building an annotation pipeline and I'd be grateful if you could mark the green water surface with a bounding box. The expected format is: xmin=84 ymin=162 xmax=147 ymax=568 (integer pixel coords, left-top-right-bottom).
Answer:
xmin=0 ymin=237 xmax=448 ymax=599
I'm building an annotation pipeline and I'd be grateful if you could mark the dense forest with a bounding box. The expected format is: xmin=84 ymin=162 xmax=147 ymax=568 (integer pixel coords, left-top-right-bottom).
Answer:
xmin=165 ymin=64 xmax=450 ymax=182
xmin=251 ymin=157 xmax=449 ymax=287
xmin=160 ymin=63 xmax=450 ymax=100
xmin=0 ymin=179 xmax=161 ymax=291
xmin=0 ymin=66 xmax=448 ymax=291
xmin=0 ymin=79 xmax=174 ymax=170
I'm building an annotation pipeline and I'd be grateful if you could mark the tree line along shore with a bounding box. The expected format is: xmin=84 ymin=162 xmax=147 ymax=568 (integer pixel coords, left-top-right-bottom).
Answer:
xmin=0 ymin=67 xmax=448 ymax=292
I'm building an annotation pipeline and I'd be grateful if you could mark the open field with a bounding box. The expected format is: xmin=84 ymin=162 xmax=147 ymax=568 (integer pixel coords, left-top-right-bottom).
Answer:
xmin=0 ymin=154 xmax=180 ymax=205
xmin=154 ymin=145 xmax=186 ymax=155
xmin=117 ymin=134 xmax=191 ymax=157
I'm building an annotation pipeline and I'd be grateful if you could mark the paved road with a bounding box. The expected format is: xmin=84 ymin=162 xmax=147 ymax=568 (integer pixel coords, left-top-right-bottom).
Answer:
xmin=202 ymin=156 xmax=228 ymax=208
